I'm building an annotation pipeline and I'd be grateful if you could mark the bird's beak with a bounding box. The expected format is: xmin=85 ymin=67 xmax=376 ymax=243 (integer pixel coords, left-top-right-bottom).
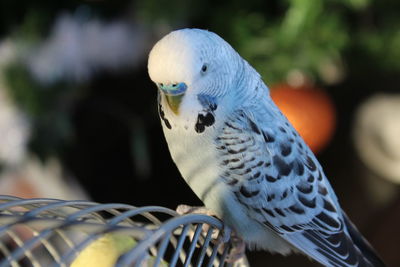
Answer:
xmin=158 ymin=82 xmax=187 ymax=115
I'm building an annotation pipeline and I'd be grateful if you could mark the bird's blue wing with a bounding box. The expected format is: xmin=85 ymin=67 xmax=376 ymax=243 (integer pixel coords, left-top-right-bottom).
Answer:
xmin=215 ymin=97 xmax=383 ymax=267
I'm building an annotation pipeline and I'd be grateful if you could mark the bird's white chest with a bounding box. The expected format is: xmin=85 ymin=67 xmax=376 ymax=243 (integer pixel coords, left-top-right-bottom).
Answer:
xmin=162 ymin=122 xmax=222 ymax=202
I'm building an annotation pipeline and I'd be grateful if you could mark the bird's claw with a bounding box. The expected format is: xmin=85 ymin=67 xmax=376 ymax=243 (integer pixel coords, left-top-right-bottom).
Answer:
xmin=176 ymin=204 xmax=217 ymax=217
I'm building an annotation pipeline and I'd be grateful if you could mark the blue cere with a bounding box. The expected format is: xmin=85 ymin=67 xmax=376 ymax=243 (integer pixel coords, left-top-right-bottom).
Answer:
xmin=158 ymin=82 xmax=187 ymax=95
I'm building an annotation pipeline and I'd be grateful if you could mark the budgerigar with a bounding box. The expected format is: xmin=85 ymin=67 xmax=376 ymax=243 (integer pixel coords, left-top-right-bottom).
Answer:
xmin=148 ymin=28 xmax=385 ymax=266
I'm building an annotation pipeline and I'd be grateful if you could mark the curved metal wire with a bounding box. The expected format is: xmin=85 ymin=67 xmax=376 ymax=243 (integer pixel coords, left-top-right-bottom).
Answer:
xmin=0 ymin=195 xmax=249 ymax=267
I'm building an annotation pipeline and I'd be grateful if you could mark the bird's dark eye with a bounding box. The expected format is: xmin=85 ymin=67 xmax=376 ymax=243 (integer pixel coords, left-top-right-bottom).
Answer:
xmin=201 ymin=64 xmax=208 ymax=73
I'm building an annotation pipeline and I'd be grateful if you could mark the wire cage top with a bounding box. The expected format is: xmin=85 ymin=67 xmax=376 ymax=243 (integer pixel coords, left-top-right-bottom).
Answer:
xmin=0 ymin=195 xmax=248 ymax=267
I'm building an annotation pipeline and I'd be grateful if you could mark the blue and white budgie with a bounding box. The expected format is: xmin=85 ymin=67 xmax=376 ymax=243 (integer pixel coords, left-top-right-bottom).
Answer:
xmin=147 ymin=28 xmax=385 ymax=267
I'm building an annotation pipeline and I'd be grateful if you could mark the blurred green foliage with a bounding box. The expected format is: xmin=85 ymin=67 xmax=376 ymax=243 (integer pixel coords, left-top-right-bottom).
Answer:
xmin=2 ymin=0 xmax=399 ymax=96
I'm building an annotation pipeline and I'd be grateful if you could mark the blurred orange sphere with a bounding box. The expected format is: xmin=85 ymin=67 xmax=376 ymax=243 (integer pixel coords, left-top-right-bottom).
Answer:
xmin=270 ymin=83 xmax=336 ymax=154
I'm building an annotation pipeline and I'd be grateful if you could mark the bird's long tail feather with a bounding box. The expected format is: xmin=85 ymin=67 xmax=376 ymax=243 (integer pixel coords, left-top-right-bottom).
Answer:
xmin=342 ymin=211 xmax=385 ymax=267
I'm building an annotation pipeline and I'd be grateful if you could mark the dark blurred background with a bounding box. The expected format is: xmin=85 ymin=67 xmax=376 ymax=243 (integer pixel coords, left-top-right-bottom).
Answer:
xmin=0 ymin=0 xmax=399 ymax=266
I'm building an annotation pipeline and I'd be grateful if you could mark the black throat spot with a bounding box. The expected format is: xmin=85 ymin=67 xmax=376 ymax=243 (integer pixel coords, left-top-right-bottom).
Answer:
xmin=195 ymin=112 xmax=215 ymax=133
xmin=158 ymin=103 xmax=172 ymax=129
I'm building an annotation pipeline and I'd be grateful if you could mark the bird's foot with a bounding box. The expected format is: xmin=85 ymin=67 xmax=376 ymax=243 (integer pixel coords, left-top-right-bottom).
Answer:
xmin=176 ymin=204 xmax=245 ymax=263
xmin=176 ymin=204 xmax=217 ymax=217
xmin=176 ymin=204 xmax=225 ymax=239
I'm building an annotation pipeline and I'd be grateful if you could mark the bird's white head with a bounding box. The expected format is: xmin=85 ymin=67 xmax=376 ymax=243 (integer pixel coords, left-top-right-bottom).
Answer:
xmin=148 ymin=28 xmax=242 ymax=117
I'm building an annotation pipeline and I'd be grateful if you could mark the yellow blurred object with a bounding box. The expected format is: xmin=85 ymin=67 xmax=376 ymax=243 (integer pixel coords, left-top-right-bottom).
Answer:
xmin=271 ymin=83 xmax=336 ymax=154
xmin=71 ymin=233 xmax=136 ymax=267
xmin=71 ymin=233 xmax=169 ymax=267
